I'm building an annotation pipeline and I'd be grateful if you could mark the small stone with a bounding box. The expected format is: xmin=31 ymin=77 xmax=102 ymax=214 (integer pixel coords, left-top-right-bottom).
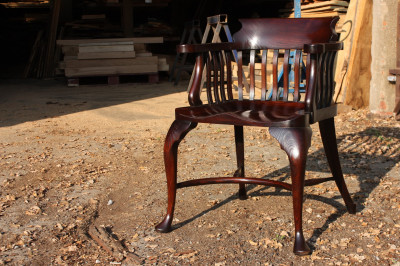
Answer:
xmin=107 ymin=200 xmax=114 ymax=206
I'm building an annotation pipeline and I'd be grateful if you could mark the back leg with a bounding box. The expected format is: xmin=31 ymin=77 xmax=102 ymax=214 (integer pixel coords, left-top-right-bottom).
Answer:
xmin=234 ymin=125 xmax=247 ymax=199
xmin=156 ymin=120 xmax=197 ymax=233
xmin=319 ymin=118 xmax=356 ymax=214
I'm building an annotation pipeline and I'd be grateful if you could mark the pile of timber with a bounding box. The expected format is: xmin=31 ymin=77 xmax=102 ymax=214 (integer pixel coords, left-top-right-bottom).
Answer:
xmin=279 ymin=0 xmax=350 ymax=31
xmin=0 ymin=1 xmax=49 ymax=8
xmin=57 ymin=37 xmax=169 ymax=86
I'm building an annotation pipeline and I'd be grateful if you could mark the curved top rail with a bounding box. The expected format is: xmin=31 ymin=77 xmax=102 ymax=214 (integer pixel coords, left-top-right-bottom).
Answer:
xmin=233 ymin=17 xmax=340 ymax=49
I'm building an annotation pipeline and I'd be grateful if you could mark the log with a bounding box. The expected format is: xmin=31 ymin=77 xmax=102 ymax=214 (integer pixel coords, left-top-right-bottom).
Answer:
xmin=88 ymin=225 xmax=142 ymax=264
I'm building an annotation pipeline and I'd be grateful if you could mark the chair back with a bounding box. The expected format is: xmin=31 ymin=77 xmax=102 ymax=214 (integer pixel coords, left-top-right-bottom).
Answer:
xmin=196 ymin=17 xmax=340 ymax=113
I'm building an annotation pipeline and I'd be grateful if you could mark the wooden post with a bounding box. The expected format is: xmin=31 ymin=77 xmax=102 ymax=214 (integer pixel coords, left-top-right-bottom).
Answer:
xmin=389 ymin=1 xmax=400 ymax=120
xmin=123 ymin=0 xmax=134 ymax=37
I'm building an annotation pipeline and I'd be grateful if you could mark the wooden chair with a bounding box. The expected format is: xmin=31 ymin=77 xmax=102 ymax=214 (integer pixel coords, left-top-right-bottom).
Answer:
xmin=155 ymin=17 xmax=356 ymax=255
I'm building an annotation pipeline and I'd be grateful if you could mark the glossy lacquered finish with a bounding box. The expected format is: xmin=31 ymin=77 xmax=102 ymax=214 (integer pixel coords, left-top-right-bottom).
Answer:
xmin=156 ymin=17 xmax=356 ymax=256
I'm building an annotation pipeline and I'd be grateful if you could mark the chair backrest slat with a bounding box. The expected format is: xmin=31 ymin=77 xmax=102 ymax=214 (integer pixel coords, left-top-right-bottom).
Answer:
xmin=237 ymin=51 xmax=244 ymax=101
xmin=218 ymin=52 xmax=226 ymax=102
xmin=326 ymin=51 xmax=335 ymax=105
xmin=206 ymin=55 xmax=213 ymax=103
xmin=283 ymin=49 xmax=290 ymax=101
xmin=272 ymin=49 xmax=279 ymax=101
xmin=249 ymin=50 xmax=256 ymax=100
xmin=212 ymin=52 xmax=221 ymax=103
xmin=316 ymin=52 xmax=325 ymax=109
xmin=226 ymin=51 xmax=234 ymax=100
xmin=261 ymin=49 xmax=267 ymax=101
xmin=293 ymin=49 xmax=301 ymax=102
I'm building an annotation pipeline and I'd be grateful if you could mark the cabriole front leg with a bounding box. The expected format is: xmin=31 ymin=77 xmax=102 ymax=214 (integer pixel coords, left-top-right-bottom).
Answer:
xmin=155 ymin=120 xmax=197 ymax=233
xmin=269 ymin=127 xmax=312 ymax=256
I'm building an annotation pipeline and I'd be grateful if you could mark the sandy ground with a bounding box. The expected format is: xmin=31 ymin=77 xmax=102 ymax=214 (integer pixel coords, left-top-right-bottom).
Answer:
xmin=0 ymin=78 xmax=400 ymax=265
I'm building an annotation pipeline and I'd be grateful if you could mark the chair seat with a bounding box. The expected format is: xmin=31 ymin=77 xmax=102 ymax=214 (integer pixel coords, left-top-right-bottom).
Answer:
xmin=175 ymin=100 xmax=309 ymax=127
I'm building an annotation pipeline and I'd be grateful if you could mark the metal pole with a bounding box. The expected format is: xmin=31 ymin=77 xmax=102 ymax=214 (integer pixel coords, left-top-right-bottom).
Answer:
xmin=294 ymin=0 xmax=301 ymax=18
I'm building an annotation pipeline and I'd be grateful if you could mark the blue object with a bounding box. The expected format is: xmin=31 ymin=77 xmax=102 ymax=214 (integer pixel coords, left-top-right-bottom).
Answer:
xmin=294 ymin=0 xmax=301 ymax=18
xmin=267 ymin=0 xmax=305 ymax=100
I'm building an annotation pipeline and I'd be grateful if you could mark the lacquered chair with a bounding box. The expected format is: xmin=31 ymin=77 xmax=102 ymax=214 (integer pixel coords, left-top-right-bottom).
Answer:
xmin=155 ymin=17 xmax=356 ymax=255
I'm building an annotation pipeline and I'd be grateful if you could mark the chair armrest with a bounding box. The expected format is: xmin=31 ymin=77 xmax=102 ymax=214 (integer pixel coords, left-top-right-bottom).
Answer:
xmin=303 ymin=42 xmax=343 ymax=54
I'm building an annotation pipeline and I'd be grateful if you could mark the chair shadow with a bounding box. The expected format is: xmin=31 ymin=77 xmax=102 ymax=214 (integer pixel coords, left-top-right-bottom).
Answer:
xmin=173 ymin=126 xmax=400 ymax=250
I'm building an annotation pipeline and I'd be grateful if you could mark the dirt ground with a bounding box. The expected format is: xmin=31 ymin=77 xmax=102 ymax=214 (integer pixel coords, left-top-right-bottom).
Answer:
xmin=0 ymin=78 xmax=400 ymax=265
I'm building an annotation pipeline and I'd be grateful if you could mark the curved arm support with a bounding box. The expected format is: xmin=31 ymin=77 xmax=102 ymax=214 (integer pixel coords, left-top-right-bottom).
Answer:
xmin=188 ymin=55 xmax=204 ymax=106
xmin=304 ymin=53 xmax=318 ymax=117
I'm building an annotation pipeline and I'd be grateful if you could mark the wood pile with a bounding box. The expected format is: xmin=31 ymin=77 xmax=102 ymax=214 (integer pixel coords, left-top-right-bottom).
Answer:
xmin=56 ymin=37 xmax=169 ymax=84
xmin=23 ymin=0 xmax=61 ymax=79
xmin=279 ymin=0 xmax=350 ymax=31
xmin=0 ymin=1 xmax=49 ymax=8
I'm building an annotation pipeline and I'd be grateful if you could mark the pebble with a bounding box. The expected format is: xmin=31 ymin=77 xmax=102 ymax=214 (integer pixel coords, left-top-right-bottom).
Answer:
xmin=107 ymin=200 xmax=114 ymax=206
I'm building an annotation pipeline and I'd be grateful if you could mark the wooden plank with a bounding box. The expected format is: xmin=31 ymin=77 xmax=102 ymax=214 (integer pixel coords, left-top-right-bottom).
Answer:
xmin=342 ymin=0 xmax=372 ymax=108
xmin=78 ymin=51 xmax=136 ymax=59
xmin=24 ymin=29 xmax=44 ymax=78
xmin=57 ymin=37 xmax=163 ymax=46
xmin=301 ymin=7 xmax=348 ymax=13
xmin=65 ymin=57 xmax=158 ymax=68
xmin=62 ymin=45 xmax=78 ymax=56
xmin=280 ymin=0 xmax=349 ymax=12
xmin=78 ymin=44 xmax=134 ymax=53
xmin=135 ymin=52 xmax=153 ymax=57
xmin=288 ymin=11 xmax=343 ymax=18
xmin=334 ymin=0 xmax=358 ymax=103
xmin=79 ymin=41 xmax=134 ymax=46
xmin=65 ymin=64 xmax=158 ymax=77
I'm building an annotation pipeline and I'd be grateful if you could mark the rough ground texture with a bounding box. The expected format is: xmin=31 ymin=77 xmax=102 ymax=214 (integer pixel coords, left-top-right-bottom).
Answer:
xmin=0 ymin=79 xmax=399 ymax=265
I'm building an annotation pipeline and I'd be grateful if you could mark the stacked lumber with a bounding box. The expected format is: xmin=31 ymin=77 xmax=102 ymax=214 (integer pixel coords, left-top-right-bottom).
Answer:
xmin=0 ymin=1 xmax=49 ymax=8
xmin=279 ymin=0 xmax=350 ymax=31
xmin=56 ymin=37 xmax=169 ymax=84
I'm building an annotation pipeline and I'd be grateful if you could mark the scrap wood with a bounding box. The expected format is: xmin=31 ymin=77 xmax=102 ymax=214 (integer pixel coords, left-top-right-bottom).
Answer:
xmin=24 ymin=29 xmax=44 ymax=78
xmin=88 ymin=225 xmax=142 ymax=264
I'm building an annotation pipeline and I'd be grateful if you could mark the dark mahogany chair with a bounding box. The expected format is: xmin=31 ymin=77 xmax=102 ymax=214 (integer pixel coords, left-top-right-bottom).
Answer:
xmin=155 ymin=17 xmax=356 ymax=255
